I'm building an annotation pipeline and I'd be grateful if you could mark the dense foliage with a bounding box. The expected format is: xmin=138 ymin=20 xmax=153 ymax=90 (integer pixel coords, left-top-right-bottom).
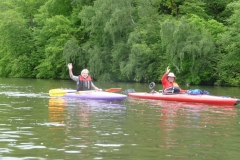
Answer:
xmin=0 ymin=0 xmax=240 ymax=86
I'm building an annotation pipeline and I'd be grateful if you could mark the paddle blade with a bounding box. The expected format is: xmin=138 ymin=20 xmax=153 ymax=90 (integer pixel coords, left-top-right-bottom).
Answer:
xmin=49 ymin=89 xmax=68 ymax=97
xmin=105 ymin=88 xmax=122 ymax=92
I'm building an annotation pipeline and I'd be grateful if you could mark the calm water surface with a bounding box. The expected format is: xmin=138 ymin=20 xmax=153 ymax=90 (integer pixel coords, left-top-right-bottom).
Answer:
xmin=0 ymin=78 xmax=240 ymax=160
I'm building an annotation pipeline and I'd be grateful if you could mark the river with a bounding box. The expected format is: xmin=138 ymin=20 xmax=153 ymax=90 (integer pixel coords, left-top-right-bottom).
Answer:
xmin=0 ymin=77 xmax=240 ymax=160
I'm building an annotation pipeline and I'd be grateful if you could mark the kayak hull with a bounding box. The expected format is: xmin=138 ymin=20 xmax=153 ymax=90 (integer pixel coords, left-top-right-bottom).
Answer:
xmin=128 ymin=92 xmax=240 ymax=106
xmin=63 ymin=92 xmax=127 ymax=101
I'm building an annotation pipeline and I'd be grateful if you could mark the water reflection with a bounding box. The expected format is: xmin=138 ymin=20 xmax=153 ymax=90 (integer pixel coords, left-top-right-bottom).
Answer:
xmin=49 ymin=98 xmax=126 ymax=121
xmin=48 ymin=98 xmax=127 ymax=158
xmin=128 ymin=97 xmax=237 ymax=155
xmin=156 ymin=101 xmax=236 ymax=149
xmin=48 ymin=98 xmax=127 ymax=128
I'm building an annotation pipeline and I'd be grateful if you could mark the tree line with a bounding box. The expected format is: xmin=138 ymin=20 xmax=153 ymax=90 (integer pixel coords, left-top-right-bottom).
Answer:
xmin=0 ymin=0 xmax=240 ymax=86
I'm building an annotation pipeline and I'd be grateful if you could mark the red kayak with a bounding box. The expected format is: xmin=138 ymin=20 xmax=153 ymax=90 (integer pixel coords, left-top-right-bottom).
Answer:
xmin=128 ymin=92 xmax=240 ymax=106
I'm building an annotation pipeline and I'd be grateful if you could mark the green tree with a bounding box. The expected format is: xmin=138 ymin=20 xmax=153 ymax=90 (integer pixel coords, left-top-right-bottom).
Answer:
xmin=203 ymin=0 xmax=235 ymax=22
xmin=216 ymin=1 xmax=240 ymax=86
xmin=79 ymin=0 xmax=136 ymax=81
xmin=120 ymin=0 xmax=165 ymax=83
xmin=0 ymin=10 xmax=35 ymax=77
xmin=161 ymin=17 xmax=215 ymax=84
xmin=70 ymin=0 xmax=95 ymax=6
xmin=178 ymin=0 xmax=209 ymax=19
xmin=33 ymin=0 xmax=75 ymax=78
xmin=34 ymin=15 xmax=73 ymax=78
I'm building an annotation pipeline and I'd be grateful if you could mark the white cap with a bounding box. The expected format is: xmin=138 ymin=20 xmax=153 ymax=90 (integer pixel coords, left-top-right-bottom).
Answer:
xmin=168 ymin=72 xmax=176 ymax=77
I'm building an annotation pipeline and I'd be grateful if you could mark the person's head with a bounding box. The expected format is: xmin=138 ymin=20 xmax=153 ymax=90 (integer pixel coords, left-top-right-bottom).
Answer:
xmin=81 ymin=69 xmax=89 ymax=78
xmin=167 ymin=72 xmax=176 ymax=82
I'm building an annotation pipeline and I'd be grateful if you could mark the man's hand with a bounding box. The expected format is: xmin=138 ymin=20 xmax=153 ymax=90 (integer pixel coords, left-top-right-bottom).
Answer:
xmin=68 ymin=63 xmax=73 ymax=70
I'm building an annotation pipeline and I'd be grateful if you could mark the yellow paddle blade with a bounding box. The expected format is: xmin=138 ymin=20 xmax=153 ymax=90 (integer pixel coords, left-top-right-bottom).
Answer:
xmin=49 ymin=89 xmax=69 ymax=97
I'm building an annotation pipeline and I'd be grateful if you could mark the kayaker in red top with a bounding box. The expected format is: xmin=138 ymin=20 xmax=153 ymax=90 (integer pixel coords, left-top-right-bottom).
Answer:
xmin=161 ymin=66 xmax=187 ymax=94
xmin=67 ymin=63 xmax=102 ymax=91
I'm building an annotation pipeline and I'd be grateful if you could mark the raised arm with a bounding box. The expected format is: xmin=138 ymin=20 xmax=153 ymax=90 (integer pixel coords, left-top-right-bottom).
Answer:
xmin=68 ymin=63 xmax=73 ymax=77
xmin=161 ymin=66 xmax=170 ymax=83
xmin=67 ymin=63 xmax=78 ymax=81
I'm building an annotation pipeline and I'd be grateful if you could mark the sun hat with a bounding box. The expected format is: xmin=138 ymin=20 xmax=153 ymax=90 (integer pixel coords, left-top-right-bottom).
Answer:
xmin=168 ymin=72 xmax=176 ymax=77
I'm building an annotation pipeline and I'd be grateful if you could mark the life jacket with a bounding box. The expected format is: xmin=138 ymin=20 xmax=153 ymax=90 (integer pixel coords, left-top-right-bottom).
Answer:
xmin=161 ymin=73 xmax=182 ymax=94
xmin=163 ymin=86 xmax=180 ymax=94
xmin=77 ymin=75 xmax=92 ymax=91
xmin=162 ymin=79 xmax=181 ymax=94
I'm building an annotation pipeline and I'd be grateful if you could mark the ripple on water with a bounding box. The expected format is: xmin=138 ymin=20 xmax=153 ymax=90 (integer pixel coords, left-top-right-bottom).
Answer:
xmin=65 ymin=150 xmax=81 ymax=153
xmin=0 ymin=91 xmax=49 ymax=98
xmin=75 ymin=145 xmax=88 ymax=148
xmin=69 ymin=137 xmax=82 ymax=140
xmin=0 ymin=127 xmax=11 ymax=130
xmin=94 ymin=144 xmax=123 ymax=147
xmin=0 ymin=139 xmax=17 ymax=142
xmin=2 ymin=131 xmax=34 ymax=136
xmin=36 ymin=122 xmax=66 ymax=127
xmin=14 ymin=144 xmax=46 ymax=150
xmin=0 ymin=104 xmax=12 ymax=107
xmin=0 ymin=157 xmax=46 ymax=160
xmin=17 ymin=127 xmax=33 ymax=130
xmin=0 ymin=148 xmax=13 ymax=153
xmin=0 ymin=134 xmax=20 ymax=139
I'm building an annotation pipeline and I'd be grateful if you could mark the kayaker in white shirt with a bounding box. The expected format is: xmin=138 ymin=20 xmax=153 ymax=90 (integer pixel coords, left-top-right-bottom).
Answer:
xmin=67 ymin=63 xmax=102 ymax=91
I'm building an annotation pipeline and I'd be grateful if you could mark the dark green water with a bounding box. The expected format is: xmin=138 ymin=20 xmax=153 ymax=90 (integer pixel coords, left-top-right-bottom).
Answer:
xmin=1 ymin=77 xmax=240 ymax=160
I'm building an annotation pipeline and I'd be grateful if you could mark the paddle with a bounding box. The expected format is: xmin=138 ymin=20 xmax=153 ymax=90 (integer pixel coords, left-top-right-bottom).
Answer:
xmin=171 ymin=62 xmax=190 ymax=90
xmin=49 ymin=88 xmax=122 ymax=97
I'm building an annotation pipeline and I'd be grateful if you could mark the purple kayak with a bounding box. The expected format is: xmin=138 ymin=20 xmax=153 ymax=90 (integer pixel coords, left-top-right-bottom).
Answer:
xmin=63 ymin=91 xmax=127 ymax=101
